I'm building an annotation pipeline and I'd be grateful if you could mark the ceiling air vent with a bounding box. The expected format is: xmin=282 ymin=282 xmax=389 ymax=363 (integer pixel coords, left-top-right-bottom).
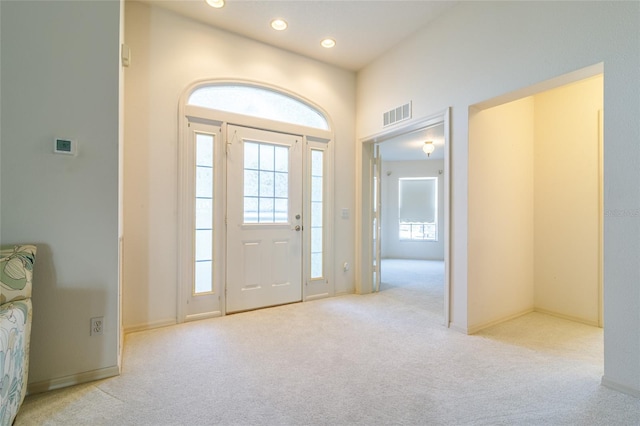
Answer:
xmin=383 ymin=102 xmax=412 ymax=127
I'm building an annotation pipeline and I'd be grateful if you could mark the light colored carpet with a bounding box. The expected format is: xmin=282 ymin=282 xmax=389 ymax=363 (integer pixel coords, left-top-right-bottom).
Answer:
xmin=379 ymin=258 xmax=444 ymax=321
xmin=15 ymin=260 xmax=640 ymax=425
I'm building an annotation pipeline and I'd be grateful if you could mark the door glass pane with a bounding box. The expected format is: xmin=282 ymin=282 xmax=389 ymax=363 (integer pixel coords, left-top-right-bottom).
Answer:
xmin=259 ymin=143 xmax=275 ymax=171
xmin=275 ymin=173 xmax=288 ymax=198
xmin=311 ymin=253 xmax=322 ymax=280
xmin=244 ymin=197 xmax=259 ymax=223
xmin=195 ymin=261 xmax=212 ymax=294
xmin=244 ymin=141 xmax=289 ymax=224
xmin=194 ymin=132 xmax=214 ymax=294
xmin=244 ymin=170 xmax=259 ymax=197
xmin=312 ymin=176 xmax=323 ymax=201
xmin=196 ymin=135 xmax=213 ymax=167
xmin=275 ymin=146 xmax=288 ymax=172
xmin=275 ymin=199 xmax=288 ymax=223
xmin=195 ymin=230 xmax=212 ymax=261
xmin=259 ymin=171 xmax=274 ymax=197
xmin=195 ymin=198 xmax=213 ymax=230
xmin=259 ymin=198 xmax=274 ymax=222
xmin=244 ymin=142 xmax=259 ymax=169
xmin=312 ymin=151 xmax=323 ymax=176
xmin=310 ymin=149 xmax=324 ymax=279
xmin=196 ymin=168 xmax=213 ymax=198
xmin=311 ymin=202 xmax=323 ymax=227
xmin=312 ymin=227 xmax=323 ymax=252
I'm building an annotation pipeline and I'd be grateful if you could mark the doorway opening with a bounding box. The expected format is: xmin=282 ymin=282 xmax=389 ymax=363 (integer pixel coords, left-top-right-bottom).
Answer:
xmin=359 ymin=109 xmax=451 ymax=326
xmin=467 ymin=65 xmax=603 ymax=358
xmin=376 ymin=125 xmax=446 ymax=321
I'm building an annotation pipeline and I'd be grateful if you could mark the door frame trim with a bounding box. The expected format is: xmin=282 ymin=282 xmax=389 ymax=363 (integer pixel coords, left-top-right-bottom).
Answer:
xmin=356 ymin=108 xmax=451 ymax=327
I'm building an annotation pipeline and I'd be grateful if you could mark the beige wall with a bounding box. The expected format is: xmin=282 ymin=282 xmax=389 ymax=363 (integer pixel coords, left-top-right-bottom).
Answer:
xmin=1 ymin=1 xmax=121 ymax=387
xmin=123 ymin=2 xmax=357 ymax=331
xmin=468 ymin=97 xmax=535 ymax=330
xmin=534 ymin=75 xmax=603 ymax=325
xmin=467 ymin=76 xmax=603 ymax=331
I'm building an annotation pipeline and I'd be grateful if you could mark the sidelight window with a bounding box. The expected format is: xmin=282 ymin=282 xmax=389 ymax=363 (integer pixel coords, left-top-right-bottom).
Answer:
xmin=310 ymin=149 xmax=324 ymax=278
xmin=194 ymin=133 xmax=214 ymax=293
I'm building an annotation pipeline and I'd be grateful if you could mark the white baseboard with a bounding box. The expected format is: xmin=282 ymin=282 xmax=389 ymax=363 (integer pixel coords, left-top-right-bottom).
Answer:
xmin=467 ymin=308 xmax=535 ymax=335
xmin=533 ymin=307 xmax=600 ymax=327
xmin=28 ymin=365 xmax=120 ymax=395
xmin=305 ymin=293 xmax=330 ymax=301
xmin=185 ymin=311 xmax=222 ymax=322
xmin=448 ymin=322 xmax=468 ymax=334
xmin=124 ymin=318 xmax=176 ymax=334
xmin=464 ymin=308 xmax=600 ymax=336
xmin=601 ymin=376 xmax=640 ymax=398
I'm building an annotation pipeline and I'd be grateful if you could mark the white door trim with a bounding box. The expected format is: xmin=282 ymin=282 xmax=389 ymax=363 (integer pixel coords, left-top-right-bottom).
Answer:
xmin=356 ymin=108 xmax=452 ymax=327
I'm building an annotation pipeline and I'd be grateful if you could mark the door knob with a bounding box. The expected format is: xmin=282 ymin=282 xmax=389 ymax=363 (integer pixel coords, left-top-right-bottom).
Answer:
xmin=294 ymin=225 xmax=301 ymax=231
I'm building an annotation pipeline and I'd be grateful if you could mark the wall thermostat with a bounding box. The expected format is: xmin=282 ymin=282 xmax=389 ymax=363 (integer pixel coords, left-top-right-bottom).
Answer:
xmin=54 ymin=138 xmax=77 ymax=155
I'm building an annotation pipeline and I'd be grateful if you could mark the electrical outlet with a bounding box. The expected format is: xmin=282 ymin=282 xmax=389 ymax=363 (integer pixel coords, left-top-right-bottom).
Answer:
xmin=90 ymin=317 xmax=104 ymax=336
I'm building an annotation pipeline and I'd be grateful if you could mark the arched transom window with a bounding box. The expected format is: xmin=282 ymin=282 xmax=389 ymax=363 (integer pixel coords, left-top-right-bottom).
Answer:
xmin=188 ymin=84 xmax=329 ymax=130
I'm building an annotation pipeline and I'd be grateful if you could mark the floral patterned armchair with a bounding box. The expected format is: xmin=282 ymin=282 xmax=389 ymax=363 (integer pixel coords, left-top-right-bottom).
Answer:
xmin=0 ymin=245 xmax=36 ymax=425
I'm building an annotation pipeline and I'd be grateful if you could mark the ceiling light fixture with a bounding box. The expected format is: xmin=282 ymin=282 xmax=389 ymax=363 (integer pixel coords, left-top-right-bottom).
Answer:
xmin=423 ymin=141 xmax=435 ymax=157
xmin=271 ymin=19 xmax=288 ymax=31
xmin=321 ymin=38 xmax=336 ymax=49
xmin=205 ymin=0 xmax=225 ymax=8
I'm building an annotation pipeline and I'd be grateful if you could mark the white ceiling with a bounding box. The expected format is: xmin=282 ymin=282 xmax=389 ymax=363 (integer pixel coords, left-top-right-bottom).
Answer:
xmin=140 ymin=0 xmax=458 ymax=71
xmin=378 ymin=123 xmax=445 ymax=161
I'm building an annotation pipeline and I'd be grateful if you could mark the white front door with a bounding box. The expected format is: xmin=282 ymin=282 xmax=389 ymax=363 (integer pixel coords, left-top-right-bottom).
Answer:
xmin=226 ymin=125 xmax=303 ymax=313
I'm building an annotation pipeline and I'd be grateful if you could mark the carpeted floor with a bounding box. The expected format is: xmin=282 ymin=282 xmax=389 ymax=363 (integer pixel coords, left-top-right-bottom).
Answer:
xmin=15 ymin=260 xmax=640 ymax=425
xmin=379 ymin=258 xmax=444 ymax=321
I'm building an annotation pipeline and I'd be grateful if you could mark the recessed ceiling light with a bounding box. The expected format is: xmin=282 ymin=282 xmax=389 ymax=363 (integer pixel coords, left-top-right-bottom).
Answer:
xmin=205 ymin=0 xmax=225 ymax=8
xmin=321 ymin=38 xmax=336 ymax=49
xmin=271 ymin=19 xmax=288 ymax=31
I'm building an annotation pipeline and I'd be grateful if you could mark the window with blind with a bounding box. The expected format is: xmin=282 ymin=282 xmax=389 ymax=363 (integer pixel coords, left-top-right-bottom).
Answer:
xmin=398 ymin=177 xmax=437 ymax=241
